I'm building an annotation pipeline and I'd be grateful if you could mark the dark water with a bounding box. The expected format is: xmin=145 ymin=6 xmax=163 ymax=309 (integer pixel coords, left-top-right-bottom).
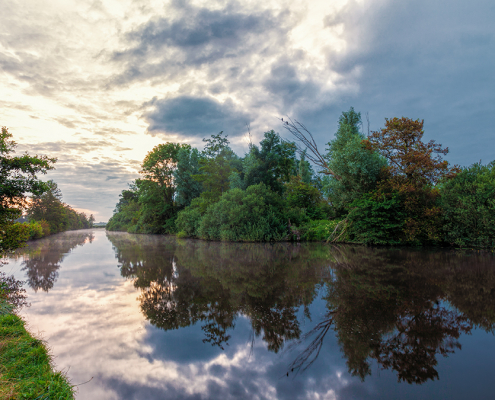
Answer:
xmin=6 ymin=229 xmax=495 ymax=400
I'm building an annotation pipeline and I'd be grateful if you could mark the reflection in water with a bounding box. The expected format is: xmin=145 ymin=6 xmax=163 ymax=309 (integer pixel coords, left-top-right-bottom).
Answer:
xmin=14 ymin=231 xmax=94 ymax=292
xmin=108 ymin=233 xmax=330 ymax=352
xmin=294 ymin=247 xmax=494 ymax=384
xmin=107 ymin=233 xmax=495 ymax=383
xmin=106 ymin=233 xmax=495 ymax=385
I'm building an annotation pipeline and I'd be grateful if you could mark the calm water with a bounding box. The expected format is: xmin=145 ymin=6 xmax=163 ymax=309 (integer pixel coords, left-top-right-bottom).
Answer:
xmin=5 ymin=229 xmax=495 ymax=400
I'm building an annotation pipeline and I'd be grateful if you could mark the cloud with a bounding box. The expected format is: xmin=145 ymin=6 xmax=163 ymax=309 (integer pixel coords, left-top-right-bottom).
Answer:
xmin=143 ymin=96 xmax=250 ymax=138
xmin=314 ymin=0 xmax=495 ymax=165
xmin=111 ymin=1 xmax=288 ymax=84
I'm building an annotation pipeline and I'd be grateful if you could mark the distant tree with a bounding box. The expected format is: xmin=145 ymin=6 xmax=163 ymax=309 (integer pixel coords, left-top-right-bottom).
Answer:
xmin=27 ymin=180 xmax=66 ymax=234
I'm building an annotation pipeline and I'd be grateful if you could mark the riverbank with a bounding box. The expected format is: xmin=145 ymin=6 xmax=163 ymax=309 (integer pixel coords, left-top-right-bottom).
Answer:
xmin=0 ymin=300 xmax=74 ymax=399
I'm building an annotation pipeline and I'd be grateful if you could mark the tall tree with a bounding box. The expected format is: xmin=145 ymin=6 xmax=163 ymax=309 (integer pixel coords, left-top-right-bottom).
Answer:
xmin=243 ymin=130 xmax=297 ymax=193
xmin=363 ymin=117 xmax=460 ymax=244
xmin=173 ymin=147 xmax=203 ymax=208
xmin=323 ymin=108 xmax=386 ymax=214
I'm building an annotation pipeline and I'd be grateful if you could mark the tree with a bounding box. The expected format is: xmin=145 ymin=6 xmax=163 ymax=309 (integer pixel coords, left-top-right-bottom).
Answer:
xmin=362 ymin=117 xmax=460 ymax=244
xmin=193 ymin=132 xmax=240 ymax=206
xmin=0 ymin=126 xmax=55 ymax=251
xmin=173 ymin=147 xmax=203 ymax=208
xmin=136 ymin=142 xmax=190 ymax=233
xmin=439 ymin=161 xmax=495 ymax=248
xmin=27 ymin=180 xmax=66 ymax=234
xmin=243 ymin=130 xmax=297 ymax=193
xmin=366 ymin=117 xmax=458 ymax=187
xmin=0 ymin=127 xmax=55 ymax=225
xmin=323 ymin=108 xmax=386 ymax=214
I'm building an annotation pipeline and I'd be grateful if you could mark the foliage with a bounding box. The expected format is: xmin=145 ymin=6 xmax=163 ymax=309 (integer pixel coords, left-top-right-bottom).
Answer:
xmin=0 ymin=127 xmax=56 ymax=226
xmin=439 ymin=161 xmax=495 ymax=248
xmin=243 ymin=130 xmax=297 ymax=193
xmin=366 ymin=117 xmax=459 ymax=187
xmin=284 ymin=175 xmax=328 ymax=221
xmin=0 ymin=222 xmax=30 ymax=252
xmin=197 ymin=184 xmax=288 ymax=241
xmin=347 ymin=191 xmax=406 ymax=245
xmin=297 ymin=219 xmax=342 ymax=241
xmin=194 ymin=133 xmax=240 ymax=204
xmin=361 ymin=117 xmax=459 ymax=245
xmin=27 ymin=180 xmax=93 ymax=234
xmin=173 ymin=147 xmax=203 ymax=208
xmin=323 ymin=108 xmax=386 ymax=215
xmin=175 ymin=198 xmax=204 ymax=238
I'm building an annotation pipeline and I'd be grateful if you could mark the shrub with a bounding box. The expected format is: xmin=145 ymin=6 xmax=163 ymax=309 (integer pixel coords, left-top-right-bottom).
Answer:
xmin=347 ymin=192 xmax=406 ymax=245
xmin=175 ymin=200 xmax=203 ymax=238
xmin=0 ymin=222 xmax=30 ymax=252
xmin=197 ymin=184 xmax=287 ymax=242
xmin=28 ymin=221 xmax=44 ymax=239
xmin=298 ymin=219 xmax=342 ymax=241
xmin=439 ymin=161 xmax=495 ymax=248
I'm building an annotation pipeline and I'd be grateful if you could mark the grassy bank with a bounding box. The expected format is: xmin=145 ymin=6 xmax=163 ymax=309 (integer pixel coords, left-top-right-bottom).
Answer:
xmin=0 ymin=304 xmax=74 ymax=400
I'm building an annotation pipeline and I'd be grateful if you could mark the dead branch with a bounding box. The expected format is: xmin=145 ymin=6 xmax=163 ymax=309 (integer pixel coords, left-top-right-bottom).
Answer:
xmin=280 ymin=116 xmax=340 ymax=180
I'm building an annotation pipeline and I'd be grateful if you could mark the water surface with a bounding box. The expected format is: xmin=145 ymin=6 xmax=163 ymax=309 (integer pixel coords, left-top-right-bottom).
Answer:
xmin=6 ymin=229 xmax=495 ymax=399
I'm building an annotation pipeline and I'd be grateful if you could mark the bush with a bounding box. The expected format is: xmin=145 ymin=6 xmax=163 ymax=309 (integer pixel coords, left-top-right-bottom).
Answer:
xmin=197 ymin=184 xmax=288 ymax=242
xmin=0 ymin=222 xmax=30 ymax=252
xmin=347 ymin=192 xmax=406 ymax=245
xmin=298 ymin=219 xmax=342 ymax=241
xmin=175 ymin=199 xmax=203 ymax=238
xmin=28 ymin=221 xmax=44 ymax=239
xmin=439 ymin=161 xmax=495 ymax=248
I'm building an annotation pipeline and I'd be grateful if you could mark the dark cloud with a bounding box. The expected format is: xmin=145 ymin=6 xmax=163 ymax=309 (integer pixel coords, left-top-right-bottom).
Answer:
xmin=110 ymin=1 xmax=290 ymax=85
xmin=143 ymin=96 xmax=250 ymax=138
xmin=263 ymin=62 xmax=322 ymax=111
xmin=309 ymin=0 xmax=495 ymax=166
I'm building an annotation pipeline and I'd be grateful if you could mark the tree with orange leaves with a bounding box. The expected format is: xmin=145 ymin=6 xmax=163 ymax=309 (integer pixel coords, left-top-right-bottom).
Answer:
xmin=350 ymin=118 xmax=459 ymax=245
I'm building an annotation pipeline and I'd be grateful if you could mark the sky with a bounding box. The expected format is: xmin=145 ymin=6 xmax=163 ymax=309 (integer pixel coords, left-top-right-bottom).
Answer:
xmin=1 ymin=0 xmax=494 ymax=221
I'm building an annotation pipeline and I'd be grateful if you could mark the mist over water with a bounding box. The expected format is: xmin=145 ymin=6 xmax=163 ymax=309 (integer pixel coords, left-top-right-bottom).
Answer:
xmin=6 ymin=230 xmax=495 ymax=400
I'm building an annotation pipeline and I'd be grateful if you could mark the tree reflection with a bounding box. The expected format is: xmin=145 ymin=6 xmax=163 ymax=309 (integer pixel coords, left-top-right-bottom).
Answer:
xmin=16 ymin=231 xmax=94 ymax=292
xmin=106 ymin=233 xmax=495 ymax=384
xmin=290 ymin=246 xmax=493 ymax=384
xmin=107 ymin=233 xmax=329 ymax=352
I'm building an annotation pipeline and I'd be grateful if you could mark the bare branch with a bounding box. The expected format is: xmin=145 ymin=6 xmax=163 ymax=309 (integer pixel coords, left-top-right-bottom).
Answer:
xmin=286 ymin=312 xmax=336 ymax=376
xmin=280 ymin=116 xmax=340 ymax=180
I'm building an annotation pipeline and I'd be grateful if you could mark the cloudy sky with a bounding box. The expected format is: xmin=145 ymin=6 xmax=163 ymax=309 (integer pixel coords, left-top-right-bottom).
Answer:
xmin=2 ymin=0 xmax=494 ymax=220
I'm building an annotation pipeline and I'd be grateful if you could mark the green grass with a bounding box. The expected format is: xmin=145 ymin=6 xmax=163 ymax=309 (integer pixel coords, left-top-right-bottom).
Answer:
xmin=0 ymin=309 xmax=74 ymax=400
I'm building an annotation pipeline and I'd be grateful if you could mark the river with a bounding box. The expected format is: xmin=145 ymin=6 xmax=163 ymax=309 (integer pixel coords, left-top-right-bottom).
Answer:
xmin=5 ymin=229 xmax=495 ymax=399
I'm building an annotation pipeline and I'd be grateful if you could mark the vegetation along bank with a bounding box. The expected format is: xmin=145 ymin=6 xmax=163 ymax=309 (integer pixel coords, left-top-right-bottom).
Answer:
xmin=107 ymin=108 xmax=495 ymax=248
xmin=0 ymin=126 xmax=75 ymax=399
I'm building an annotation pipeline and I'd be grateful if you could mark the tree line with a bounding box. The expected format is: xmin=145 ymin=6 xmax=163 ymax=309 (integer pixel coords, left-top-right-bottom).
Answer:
xmin=108 ymin=108 xmax=495 ymax=247
xmin=0 ymin=126 xmax=94 ymax=255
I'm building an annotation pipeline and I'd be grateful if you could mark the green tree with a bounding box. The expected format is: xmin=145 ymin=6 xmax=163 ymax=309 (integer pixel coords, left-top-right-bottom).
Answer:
xmin=136 ymin=142 xmax=189 ymax=233
xmin=323 ymin=108 xmax=386 ymax=214
xmin=197 ymin=183 xmax=288 ymax=241
xmin=243 ymin=130 xmax=297 ymax=193
xmin=173 ymin=147 xmax=203 ymax=208
xmin=0 ymin=127 xmax=55 ymax=251
xmin=439 ymin=161 xmax=495 ymax=248
xmin=27 ymin=180 xmax=66 ymax=234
